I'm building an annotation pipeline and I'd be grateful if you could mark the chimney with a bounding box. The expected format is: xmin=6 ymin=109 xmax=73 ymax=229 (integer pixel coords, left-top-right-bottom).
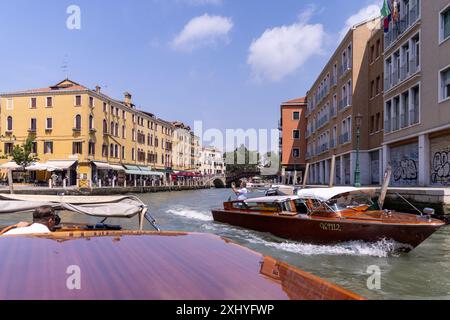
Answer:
xmin=124 ymin=92 xmax=132 ymax=106
xmin=95 ymin=85 xmax=101 ymax=93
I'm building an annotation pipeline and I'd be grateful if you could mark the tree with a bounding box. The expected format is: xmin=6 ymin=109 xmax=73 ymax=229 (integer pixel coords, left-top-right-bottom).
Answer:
xmin=224 ymin=145 xmax=260 ymax=176
xmin=12 ymin=137 xmax=39 ymax=168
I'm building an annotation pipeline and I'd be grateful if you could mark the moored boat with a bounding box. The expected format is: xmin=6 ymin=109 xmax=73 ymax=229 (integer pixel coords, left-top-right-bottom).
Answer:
xmin=212 ymin=187 xmax=445 ymax=251
xmin=0 ymin=194 xmax=363 ymax=300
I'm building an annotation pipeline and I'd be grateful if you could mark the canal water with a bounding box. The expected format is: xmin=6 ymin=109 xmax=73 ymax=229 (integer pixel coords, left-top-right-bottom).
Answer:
xmin=1 ymin=188 xmax=450 ymax=300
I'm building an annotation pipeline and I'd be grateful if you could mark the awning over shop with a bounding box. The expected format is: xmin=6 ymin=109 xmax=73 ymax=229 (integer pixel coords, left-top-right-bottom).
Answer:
xmin=124 ymin=165 xmax=142 ymax=175
xmin=45 ymin=160 xmax=77 ymax=171
xmin=110 ymin=165 xmax=125 ymax=172
xmin=0 ymin=162 xmax=23 ymax=170
xmin=25 ymin=163 xmax=56 ymax=172
xmin=93 ymin=162 xmax=113 ymax=170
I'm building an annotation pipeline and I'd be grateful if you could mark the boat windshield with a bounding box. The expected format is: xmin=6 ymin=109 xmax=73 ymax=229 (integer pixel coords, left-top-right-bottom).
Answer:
xmin=326 ymin=193 xmax=374 ymax=212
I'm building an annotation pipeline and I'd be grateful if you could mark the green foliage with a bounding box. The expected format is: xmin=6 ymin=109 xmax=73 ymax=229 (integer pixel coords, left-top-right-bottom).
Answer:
xmin=224 ymin=145 xmax=260 ymax=175
xmin=11 ymin=137 xmax=39 ymax=168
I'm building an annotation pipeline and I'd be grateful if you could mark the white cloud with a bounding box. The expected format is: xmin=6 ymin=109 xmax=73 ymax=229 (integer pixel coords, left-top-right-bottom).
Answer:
xmin=172 ymin=14 xmax=233 ymax=51
xmin=339 ymin=3 xmax=381 ymax=39
xmin=247 ymin=21 xmax=326 ymax=82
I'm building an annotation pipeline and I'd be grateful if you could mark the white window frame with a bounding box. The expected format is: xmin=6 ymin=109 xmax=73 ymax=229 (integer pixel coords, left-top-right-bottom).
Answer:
xmin=30 ymin=97 xmax=37 ymax=109
xmin=439 ymin=3 xmax=450 ymax=45
xmin=46 ymin=96 xmax=53 ymax=108
xmin=46 ymin=118 xmax=53 ymax=130
xmin=6 ymin=98 xmax=14 ymax=110
xmin=438 ymin=64 xmax=450 ymax=103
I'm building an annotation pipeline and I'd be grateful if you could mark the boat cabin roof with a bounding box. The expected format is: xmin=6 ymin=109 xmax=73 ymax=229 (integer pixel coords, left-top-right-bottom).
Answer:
xmin=296 ymin=187 xmax=374 ymax=202
xmin=244 ymin=196 xmax=299 ymax=204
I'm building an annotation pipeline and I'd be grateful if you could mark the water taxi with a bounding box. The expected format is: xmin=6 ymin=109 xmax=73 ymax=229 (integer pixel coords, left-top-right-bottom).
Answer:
xmin=0 ymin=194 xmax=363 ymax=300
xmin=212 ymin=187 xmax=445 ymax=251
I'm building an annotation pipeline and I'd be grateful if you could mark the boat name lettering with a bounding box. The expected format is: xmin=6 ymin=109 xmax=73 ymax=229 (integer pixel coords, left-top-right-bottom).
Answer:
xmin=319 ymin=223 xmax=342 ymax=232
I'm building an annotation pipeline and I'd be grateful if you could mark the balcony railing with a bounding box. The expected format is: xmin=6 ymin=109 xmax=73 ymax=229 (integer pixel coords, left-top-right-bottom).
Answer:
xmin=385 ymin=119 xmax=391 ymax=133
xmin=384 ymin=3 xmax=420 ymax=49
xmin=339 ymin=132 xmax=350 ymax=145
xmin=330 ymin=105 xmax=337 ymax=118
xmin=386 ymin=57 xmax=420 ymax=91
xmin=410 ymin=107 xmax=420 ymax=125
xmin=318 ymin=143 xmax=329 ymax=154
xmin=331 ymin=74 xmax=337 ymax=87
xmin=316 ymin=114 xmax=329 ymax=129
xmin=338 ymin=60 xmax=352 ymax=78
xmin=338 ymin=95 xmax=352 ymax=112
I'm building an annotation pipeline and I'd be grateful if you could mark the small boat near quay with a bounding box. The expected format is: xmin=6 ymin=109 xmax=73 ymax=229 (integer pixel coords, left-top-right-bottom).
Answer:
xmin=0 ymin=194 xmax=363 ymax=300
xmin=212 ymin=187 xmax=445 ymax=251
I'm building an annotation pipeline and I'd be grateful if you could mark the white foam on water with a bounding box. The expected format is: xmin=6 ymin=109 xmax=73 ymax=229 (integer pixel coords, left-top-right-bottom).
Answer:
xmin=166 ymin=208 xmax=213 ymax=222
xmin=229 ymin=229 xmax=405 ymax=258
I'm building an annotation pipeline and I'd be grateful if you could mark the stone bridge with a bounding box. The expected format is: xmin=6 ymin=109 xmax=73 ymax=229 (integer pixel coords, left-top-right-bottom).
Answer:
xmin=204 ymin=175 xmax=227 ymax=188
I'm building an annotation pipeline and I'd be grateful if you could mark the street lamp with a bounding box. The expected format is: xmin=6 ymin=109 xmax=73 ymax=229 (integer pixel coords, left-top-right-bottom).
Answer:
xmin=354 ymin=113 xmax=363 ymax=188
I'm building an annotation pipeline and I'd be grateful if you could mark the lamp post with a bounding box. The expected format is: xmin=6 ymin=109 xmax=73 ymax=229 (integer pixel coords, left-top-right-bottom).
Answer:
xmin=354 ymin=114 xmax=363 ymax=188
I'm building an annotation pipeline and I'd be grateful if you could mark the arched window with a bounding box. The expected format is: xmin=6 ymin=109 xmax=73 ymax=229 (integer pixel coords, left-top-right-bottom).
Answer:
xmin=103 ymin=120 xmax=108 ymax=134
xmin=7 ymin=116 xmax=13 ymax=131
xmin=110 ymin=144 xmax=114 ymax=157
xmin=115 ymin=145 xmax=119 ymax=158
xmin=115 ymin=123 xmax=119 ymax=137
xmin=74 ymin=115 xmax=82 ymax=130
xmin=110 ymin=121 xmax=114 ymax=135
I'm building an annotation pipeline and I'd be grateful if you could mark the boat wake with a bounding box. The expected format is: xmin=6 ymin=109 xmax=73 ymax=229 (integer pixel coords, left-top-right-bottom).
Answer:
xmin=166 ymin=208 xmax=213 ymax=222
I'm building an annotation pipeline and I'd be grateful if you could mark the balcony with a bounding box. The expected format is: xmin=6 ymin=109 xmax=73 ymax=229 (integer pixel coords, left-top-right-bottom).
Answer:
xmin=316 ymin=115 xmax=329 ymax=129
xmin=330 ymin=105 xmax=337 ymax=118
xmin=330 ymin=139 xmax=336 ymax=149
xmin=318 ymin=143 xmax=329 ymax=154
xmin=331 ymin=74 xmax=337 ymax=87
xmin=338 ymin=60 xmax=352 ymax=78
xmin=384 ymin=3 xmax=420 ymax=49
xmin=338 ymin=95 xmax=352 ymax=112
xmin=339 ymin=132 xmax=350 ymax=145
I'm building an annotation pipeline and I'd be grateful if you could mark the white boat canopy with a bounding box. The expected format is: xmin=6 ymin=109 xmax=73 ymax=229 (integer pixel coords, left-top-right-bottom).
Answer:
xmin=244 ymin=196 xmax=300 ymax=203
xmin=296 ymin=187 xmax=374 ymax=202
xmin=0 ymin=194 xmax=150 ymax=230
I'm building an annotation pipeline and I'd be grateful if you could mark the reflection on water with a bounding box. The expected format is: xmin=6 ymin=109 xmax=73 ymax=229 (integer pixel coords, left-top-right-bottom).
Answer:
xmin=1 ymin=188 xmax=450 ymax=300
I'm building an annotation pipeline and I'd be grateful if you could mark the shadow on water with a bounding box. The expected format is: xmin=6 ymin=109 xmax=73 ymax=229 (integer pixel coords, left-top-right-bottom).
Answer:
xmin=1 ymin=188 xmax=449 ymax=300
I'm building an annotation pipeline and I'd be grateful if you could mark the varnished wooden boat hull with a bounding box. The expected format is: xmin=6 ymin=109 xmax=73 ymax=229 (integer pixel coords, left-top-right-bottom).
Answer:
xmin=211 ymin=210 xmax=443 ymax=250
xmin=0 ymin=231 xmax=363 ymax=300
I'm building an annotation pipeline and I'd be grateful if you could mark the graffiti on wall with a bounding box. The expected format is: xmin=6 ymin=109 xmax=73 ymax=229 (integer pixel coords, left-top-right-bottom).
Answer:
xmin=390 ymin=143 xmax=419 ymax=186
xmin=430 ymin=135 xmax=450 ymax=186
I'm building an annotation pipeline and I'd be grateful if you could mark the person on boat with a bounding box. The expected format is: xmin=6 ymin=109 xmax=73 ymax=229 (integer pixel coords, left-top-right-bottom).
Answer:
xmin=1 ymin=206 xmax=58 ymax=236
xmin=232 ymin=181 xmax=249 ymax=201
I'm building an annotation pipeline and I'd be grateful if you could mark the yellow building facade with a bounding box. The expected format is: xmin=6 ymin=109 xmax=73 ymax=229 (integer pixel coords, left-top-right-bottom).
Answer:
xmin=0 ymin=79 xmax=199 ymax=187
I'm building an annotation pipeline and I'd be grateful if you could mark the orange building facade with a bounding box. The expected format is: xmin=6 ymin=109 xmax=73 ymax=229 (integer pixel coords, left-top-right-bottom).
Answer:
xmin=279 ymin=98 xmax=307 ymax=184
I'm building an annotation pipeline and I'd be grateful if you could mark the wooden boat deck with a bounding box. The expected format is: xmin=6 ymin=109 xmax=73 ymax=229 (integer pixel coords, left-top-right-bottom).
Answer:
xmin=0 ymin=231 xmax=364 ymax=300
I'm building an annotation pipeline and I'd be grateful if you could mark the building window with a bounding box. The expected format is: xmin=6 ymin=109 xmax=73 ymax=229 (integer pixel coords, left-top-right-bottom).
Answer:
xmin=88 ymin=141 xmax=95 ymax=156
xmin=75 ymin=95 xmax=82 ymax=106
xmin=6 ymin=116 xmax=13 ymax=131
xmin=122 ymin=146 xmax=126 ymax=159
xmin=440 ymin=5 xmax=450 ymax=43
xmin=103 ymin=102 xmax=107 ymax=112
xmin=103 ymin=120 xmax=108 ymax=134
xmin=132 ymin=148 xmax=136 ymax=161
xmin=6 ymin=98 xmax=14 ymax=110
xmin=293 ymin=149 xmax=300 ymax=158
xmin=44 ymin=141 xmax=53 ymax=154
xmin=89 ymin=96 xmax=94 ymax=108
xmin=370 ymin=80 xmax=375 ymax=98
xmin=46 ymin=118 xmax=53 ymax=130
xmin=122 ymin=125 xmax=126 ymax=139
xmin=89 ymin=115 xmax=94 ymax=131
xmin=376 ymin=76 xmax=381 ymax=94
xmin=114 ymin=145 xmax=119 ymax=158
xmin=73 ymin=142 xmax=83 ymax=155
xmin=30 ymin=118 xmax=37 ymax=132
xmin=30 ymin=97 xmax=37 ymax=109
xmin=4 ymin=143 xmax=14 ymax=155
xmin=74 ymin=115 xmax=82 ymax=130
xmin=102 ymin=144 xmax=108 ymax=157
xmin=293 ymin=130 xmax=300 ymax=139
xmin=293 ymin=112 xmax=300 ymax=120
xmin=440 ymin=66 xmax=450 ymax=101
xmin=46 ymin=97 xmax=53 ymax=108
xmin=110 ymin=144 xmax=114 ymax=158
xmin=31 ymin=142 xmax=37 ymax=154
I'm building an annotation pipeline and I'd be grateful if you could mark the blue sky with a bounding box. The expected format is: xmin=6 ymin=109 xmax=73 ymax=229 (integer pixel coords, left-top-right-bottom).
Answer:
xmin=0 ymin=0 xmax=382 ymax=150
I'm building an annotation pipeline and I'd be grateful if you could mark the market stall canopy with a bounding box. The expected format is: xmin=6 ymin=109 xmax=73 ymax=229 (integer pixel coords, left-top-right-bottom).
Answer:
xmin=0 ymin=194 xmax=146 ymax=219
xmin=0 ymin=162 xmax=23 ymax=170
xmin=45 ymin=160 xmax=77 ymax=171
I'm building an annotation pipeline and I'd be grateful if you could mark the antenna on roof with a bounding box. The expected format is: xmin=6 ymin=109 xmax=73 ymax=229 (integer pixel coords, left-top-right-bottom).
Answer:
xmin=61 ymin=54 xmax=69 ymax=79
